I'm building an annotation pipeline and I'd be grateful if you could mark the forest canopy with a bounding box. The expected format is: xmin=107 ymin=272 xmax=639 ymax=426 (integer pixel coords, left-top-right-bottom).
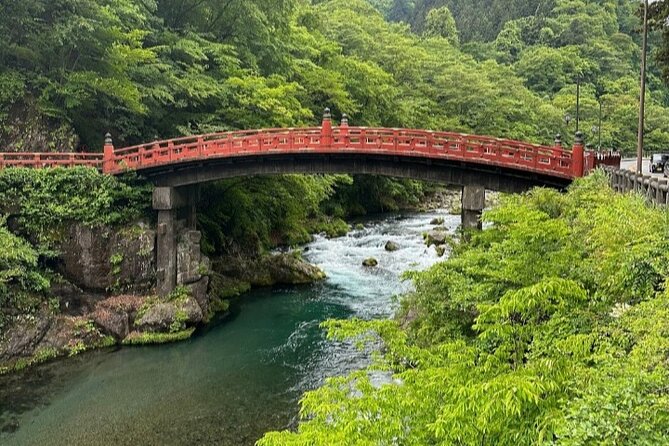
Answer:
xmin=2 ymin=0 xmax=669 ymax=153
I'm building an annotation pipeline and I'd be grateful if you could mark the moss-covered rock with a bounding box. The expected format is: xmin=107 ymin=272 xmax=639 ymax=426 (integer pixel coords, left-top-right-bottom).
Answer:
xmin=385 ymin=241 xmax=400 ymax=252
xmin=212 ymin=251 xmax=326 ymax=288
xmin=424 ymin=230 xmax=448 ymax=247
xmin=122 ymin=328 xmax=195 ymax=345
xmin=363 ymin=258 xmax=379 ymax=267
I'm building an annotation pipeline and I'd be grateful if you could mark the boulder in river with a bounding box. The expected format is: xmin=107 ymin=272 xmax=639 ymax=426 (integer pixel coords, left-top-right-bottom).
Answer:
xmin=384 ymin=241 xmax=400 ymax=252
xmin=362 ymin=258 xmax=378 ymax=267
xmin=424 ymin=230 xmax=448 ymax=247
xmin=435 ymin=245 xmax=447 ymax=257
xmin=212 ymin=251 xmax=326 ymax=287
xmin=430 ymin=217 xmax=445 ymax=225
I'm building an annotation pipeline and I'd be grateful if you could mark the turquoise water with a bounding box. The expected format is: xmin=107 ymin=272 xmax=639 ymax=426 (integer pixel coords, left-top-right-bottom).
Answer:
xmin=0 ymin=211 xmax=457 ymax=445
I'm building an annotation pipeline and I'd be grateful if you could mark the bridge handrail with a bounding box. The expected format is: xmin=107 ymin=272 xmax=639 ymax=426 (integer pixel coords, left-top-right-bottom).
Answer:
xmin=104 ymin=126 xmax=577 ymax=179
xmin=113 ymin=127 xmax=323 ymax=156
xmin=0 ymin=152 xmax=103 ymax=169
xmin=0 ymin=118 xmax=612 ymax=180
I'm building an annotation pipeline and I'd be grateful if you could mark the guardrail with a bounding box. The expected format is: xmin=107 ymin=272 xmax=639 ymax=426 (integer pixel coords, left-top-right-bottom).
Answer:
xmin=605 ymin=166 xmax=668 ymax=206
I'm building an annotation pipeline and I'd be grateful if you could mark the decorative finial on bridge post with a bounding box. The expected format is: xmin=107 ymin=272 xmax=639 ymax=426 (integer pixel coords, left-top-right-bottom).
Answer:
xmin=323 ymin=107 xmax=332 ymax=121
xmin=554 ymin=133 xmax=562 ymax=147
xmin=340 ymin=113 xmax=349 ymax=137
xmin=103 ymin=132 xmax=115 ymax=174
xmin=574 ymin=131 xmax=584 ymax=145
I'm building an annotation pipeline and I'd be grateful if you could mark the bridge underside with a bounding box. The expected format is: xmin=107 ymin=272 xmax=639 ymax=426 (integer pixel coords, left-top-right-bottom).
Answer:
xmin=147 ymin=153 xmax=572 ymax=296
xmin=142 ymin=153 xmax=572 ymax=192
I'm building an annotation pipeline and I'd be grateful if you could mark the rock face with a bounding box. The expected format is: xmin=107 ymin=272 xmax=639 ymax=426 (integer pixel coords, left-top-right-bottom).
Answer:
xmin=385 ymin=241 xmax=400 ymax=252
xmin=177 ymin=230 xmax=205 ymax=286
xmin=136 ymin=297 xmax=203 ymax=332
xmin=58 ymin=223 xmax=155 ymax=293
xmin=1 ymin=220 xmax=217 ymax=373
xmin=176 ymin=228 xmax=210 ymax=316
xmin=90 ymin=295 xmax=145 ymax=340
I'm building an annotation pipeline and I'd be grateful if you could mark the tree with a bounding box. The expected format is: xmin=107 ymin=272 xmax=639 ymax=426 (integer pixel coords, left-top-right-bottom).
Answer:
xmin=423 ymin=6 xmax=459 ymax=46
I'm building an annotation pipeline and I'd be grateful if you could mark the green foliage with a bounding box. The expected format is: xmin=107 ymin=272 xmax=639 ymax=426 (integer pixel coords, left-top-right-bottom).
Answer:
xmin=259 ymin=173 xmax=669 ymax=445
xmin=423 ymin=6 xmax=459 ymax=46
xmin=66 ymin=340 xmax=87 ymax=357
xmin=199 ymin=175 xmax=346 ymax=254
xmin=0 ymin=218 xmax=49 ymax=330
xmin=0 ymin=167 xmax=151 ymax=249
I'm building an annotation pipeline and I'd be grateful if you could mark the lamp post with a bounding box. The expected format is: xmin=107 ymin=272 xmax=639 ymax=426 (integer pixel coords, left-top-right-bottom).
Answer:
xmin=592 ymin=125 xmax=600 ymax=150
xmin=594 ymin=83 xmax=605 ymax=151
xmin=637 ymin=0 xmax=649 ymax=173
xmin=576 ymin=77 xmax=581 ymax=133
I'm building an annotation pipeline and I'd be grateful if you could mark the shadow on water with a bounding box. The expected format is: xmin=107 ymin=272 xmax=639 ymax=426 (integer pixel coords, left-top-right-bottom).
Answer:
xmin=0 ymin=210 xmax=456 ymax=445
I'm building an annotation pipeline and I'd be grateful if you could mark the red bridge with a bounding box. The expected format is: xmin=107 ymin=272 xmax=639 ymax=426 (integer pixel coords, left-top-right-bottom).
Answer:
xmin=0 ymin=111 xmax=618 ymax=184
xmin=0 ymin=110 xmax=621 ymax=296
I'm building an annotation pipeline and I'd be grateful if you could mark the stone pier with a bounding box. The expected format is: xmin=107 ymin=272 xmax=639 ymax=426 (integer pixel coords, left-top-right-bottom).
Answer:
xmin=153 ymin=186 xmax=201 ymax=296
xmin=461 ymin=185 xmax=485 ymax=231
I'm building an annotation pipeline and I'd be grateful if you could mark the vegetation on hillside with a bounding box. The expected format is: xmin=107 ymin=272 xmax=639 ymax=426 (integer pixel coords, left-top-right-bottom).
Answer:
xmin=259 ymin=172 xmax=669 ymax=445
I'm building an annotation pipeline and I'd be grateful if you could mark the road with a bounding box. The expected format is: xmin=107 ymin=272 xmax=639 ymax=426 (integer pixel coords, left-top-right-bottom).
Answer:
xmin=620 ymin=158 xmax=666 ymax=179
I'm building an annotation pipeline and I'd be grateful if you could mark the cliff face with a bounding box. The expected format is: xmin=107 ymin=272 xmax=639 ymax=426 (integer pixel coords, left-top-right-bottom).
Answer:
xmin=0 ymin=221 xmax=211 ymax=373
xmin=0 ymin=97 xmax=79 ymax=152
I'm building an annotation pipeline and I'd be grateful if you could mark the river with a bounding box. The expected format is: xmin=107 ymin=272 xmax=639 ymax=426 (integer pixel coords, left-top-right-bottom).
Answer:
xmin=0 ymin=210 xmax=456 ymax=445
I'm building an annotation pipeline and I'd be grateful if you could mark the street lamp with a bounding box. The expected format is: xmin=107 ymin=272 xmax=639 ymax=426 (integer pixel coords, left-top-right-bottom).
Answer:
xmin=576 ymin=77 xmax=581 ymax=132
xmin=592 ymin=125 xmax=600 ymax=149
xmin=564 ymin=114 xmax=572 ymax=127
xmin=637 ymin=0 xmax=649 ymax=173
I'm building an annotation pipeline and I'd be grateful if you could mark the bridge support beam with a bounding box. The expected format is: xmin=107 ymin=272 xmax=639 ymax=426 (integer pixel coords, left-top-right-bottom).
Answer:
xmin=461 ymin=185 xmax=485 ymax=231
xmin=153 ymin=186 xmax=198 ymax=296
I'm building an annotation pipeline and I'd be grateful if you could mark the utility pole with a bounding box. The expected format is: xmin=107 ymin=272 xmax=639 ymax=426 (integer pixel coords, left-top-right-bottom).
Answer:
xmin=637 ymin=0 xmax=649 ymax=173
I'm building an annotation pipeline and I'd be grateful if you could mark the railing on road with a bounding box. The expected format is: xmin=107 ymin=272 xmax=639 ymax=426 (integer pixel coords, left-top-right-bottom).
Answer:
xmin=605 ymin=166 xmax=668 ymax=206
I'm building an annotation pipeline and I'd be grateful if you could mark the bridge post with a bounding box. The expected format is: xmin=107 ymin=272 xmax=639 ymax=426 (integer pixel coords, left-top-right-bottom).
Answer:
xmin=340 ymin=114 xmax=349 ymax=137
xmin=103 ymin=133 xmax=114 ymax=174
xmin=461 ymin=185 xmax=485 ymax=231
xmin=572 ymin=131 xmax=584 ymax=177
xmin=321 ymin=108 xmax=333 ymax=148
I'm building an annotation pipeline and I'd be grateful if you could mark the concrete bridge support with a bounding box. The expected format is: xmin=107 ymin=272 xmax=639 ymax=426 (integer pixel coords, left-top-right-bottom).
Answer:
xmin=461 ymin=185 xmax=485 ymax=231
xmin=153 ymin=186 xmax=200 ymax=296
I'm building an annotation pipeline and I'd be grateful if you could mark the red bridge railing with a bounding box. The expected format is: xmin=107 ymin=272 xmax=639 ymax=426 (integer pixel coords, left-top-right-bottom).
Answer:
xmin=0 ymin=152 xmax=103 ymax=169
xmin=0 ymin=113 xmax=617 ymax=180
